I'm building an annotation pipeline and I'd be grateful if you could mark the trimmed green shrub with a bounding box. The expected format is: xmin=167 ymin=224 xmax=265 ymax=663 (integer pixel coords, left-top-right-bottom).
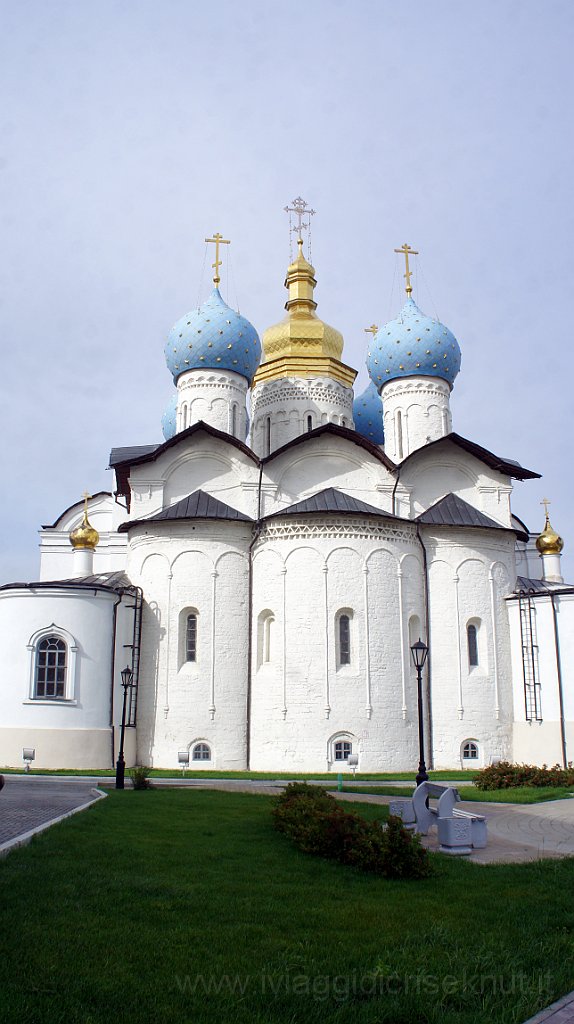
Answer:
xmin=130 ymin=765 xmax=153 ymax=790
xmin=272 ymin=782 xmax=431 ymax=879
xmin=474 ymin=761 xmax=574 ymax=791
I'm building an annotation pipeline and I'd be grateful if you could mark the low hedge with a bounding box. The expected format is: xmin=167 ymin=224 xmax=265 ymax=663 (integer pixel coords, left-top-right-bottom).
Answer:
xmin=474 ymin=761 xmax=574 ymax=791
xmin=272 ymin=782 xmax=431 ymax=879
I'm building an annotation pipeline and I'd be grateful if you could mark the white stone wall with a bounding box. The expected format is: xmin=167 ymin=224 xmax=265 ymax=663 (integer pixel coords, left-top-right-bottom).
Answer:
xmin=250 ymin=515 xmax=426 ymax=772
xmin=0 ymin=586 xmax=135 ymax=768
xmin=250 ymin=376 xmax=354 ymax=457
xmin=508 ymin=592 xmax=574 ymax=766
xmin=381 ymin=376 xmax=452 ymax=462
xmin=400 ymin=442 xmax=514 ymax=526
xmin=176 ymin=369 xmax=248 ymax=440
xmin=126 ymin=521 xmax=251 ymax=770
xmin=423 ymin=528 xmax=516 ymax=769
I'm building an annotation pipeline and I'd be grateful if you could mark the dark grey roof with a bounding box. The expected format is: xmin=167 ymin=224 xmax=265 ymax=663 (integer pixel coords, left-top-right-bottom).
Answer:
xmin=118 ymin=490 xmax=253 ymax=532
xmin=264 ymin=487 xmax=401 ymax=520
xmin=399 ymin=432 xmax=540 ymax=480
xmin=109 ymin=445 xmax=159 ymax=467
xmin=513 ymin=576 xmax=574 ymax=596
xmin=0 ymin=571 xmax=136 ymax=594
xmin=416 ymin=493 xmax=522 ymax=536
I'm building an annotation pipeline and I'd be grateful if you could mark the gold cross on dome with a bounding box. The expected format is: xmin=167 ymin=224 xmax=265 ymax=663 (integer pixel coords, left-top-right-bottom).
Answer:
xmin=364 ymin=324 xmax=379 ymax=337
xmin=541 ymin=497 xmax=551 ymax=520
xmin=284 ymin=196 xmax=315 ymax=241
xmin=81 ymin=491 xmax=91 ymax=520
xmin=394 ymin=243 xmax=419 ymax=297
xmin=205 ymin=232 xmax=230 ymax=287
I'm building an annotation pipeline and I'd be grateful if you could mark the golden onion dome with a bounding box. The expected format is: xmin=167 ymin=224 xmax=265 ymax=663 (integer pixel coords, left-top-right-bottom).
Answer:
xmin=536 ymin=512 xmax=564 ymax=555
xmin=253 ymin=239 xmax=355 ymax=388
xmin=69 ymin=502 xmax=99 ymax=551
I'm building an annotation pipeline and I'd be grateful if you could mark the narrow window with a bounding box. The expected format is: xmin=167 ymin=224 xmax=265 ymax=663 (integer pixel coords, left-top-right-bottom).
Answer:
xmin=396 ymin=410 xmax=403 ymax=460
xmin=231 ymin=403 xmax=237 ymax=437
xmin=35 ymin=637 xmax=67 ymax=698
xmin=462 ymin=741 xmax=479 ymax=761
xmin=263 ymin=615 xmax=274 ymax=663
xmin=186 ymin=614 xmax=197 ymax=662
xmin=182 ymin=404 xmax=188 ymax=429
xmin=265 ymin=416 xmax=271 ymax=456
xmin=339 ymin=614 xmax=351 ymax=665
xmin=257 ymin=610 xmax=275 ymax=668
xmin=306 ymin=414 xmax=313 ymax=432
xmin=192 ymin=742 xmax=211 ymax=761
xmin=467 ymin=624 xmax=478 ymax=667
xmin=334 ymin=740 xmax=352 ymax=761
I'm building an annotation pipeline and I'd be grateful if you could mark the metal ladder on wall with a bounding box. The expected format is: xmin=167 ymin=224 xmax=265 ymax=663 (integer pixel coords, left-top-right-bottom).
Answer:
xmin=519 ymin=594 xmax=542 ymax=721
xmin=124 ymin=589 xmax=143 ymax=728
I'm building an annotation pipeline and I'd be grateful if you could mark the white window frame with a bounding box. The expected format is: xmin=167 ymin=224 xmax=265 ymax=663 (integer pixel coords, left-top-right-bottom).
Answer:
xmin=461 ymin=739 xmax=480 ymax=764
xmin=192 ymin=741 xmax=211 ymax=762
xmin=327 ymin=731 xmax=357 ymax=769
xmin=257 ymin=609 xmax=275 ymax=669
xmin=26 ymin=625 xmax=78 ymax=704
xmin=466 ymin=617 xmax=485 ymax=673
xmin=179 ymin=607 xmax=200 ymax=670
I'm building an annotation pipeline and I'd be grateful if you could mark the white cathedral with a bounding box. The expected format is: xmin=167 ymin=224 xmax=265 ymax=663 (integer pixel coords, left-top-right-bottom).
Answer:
xmin=1 ymin=219 xmax=572 ymax=773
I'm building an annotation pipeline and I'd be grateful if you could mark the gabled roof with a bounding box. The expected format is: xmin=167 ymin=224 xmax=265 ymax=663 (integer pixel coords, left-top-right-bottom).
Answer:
xmin=399 ymin=432 xmax=540 ymax=480
xmin=262 ymin=423 xmax=396 ymax=472
xmin=0 ymin=571 xmax=136 ymax=595
xmin=416 ymin=492 xmax=508 ymax=530
xmin=118 ymin=490 xmax=253 ymax=532
xmin=264 ymin=487 xmax=402 ymax=521
xmin=109 ymin=421 xmax=259 ymax=506
xmin=42 ymin=491 xmax=112 ymax=530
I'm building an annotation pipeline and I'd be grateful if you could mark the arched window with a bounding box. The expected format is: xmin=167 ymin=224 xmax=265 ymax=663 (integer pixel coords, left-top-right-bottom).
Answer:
xmin=336 ymin=609 xmax=353 ymax=668
xmin=35 ymin=636 xmax=67 ymax=698
xmin=265 ymin=417 xmax=271 ymax=456
xmin=192 ymin=742 xmax=211 ymax=761
xmin=334 ymin=739 xmax=352 ymax=761
xmin=462 ymin=740 xmax=479 ymax=762
xmin=231 ymin=403 xmax=238 ymax=437
xmin=257 ymin=610 xmax=275 ymax=669
xmin=186 ymin=614 xmax=197 ymax=662
xmin=179 ymin=608 xmax=199 ymax=668
xmin=467 ymin=623 xmax=479 ymax=667
xmin=306 ymin=414 xmax=313 ymax=432
xmin=396 ymin=410 xmax=404 ymax=460
xmin=182 ymin=403 xmax=188 ymax=429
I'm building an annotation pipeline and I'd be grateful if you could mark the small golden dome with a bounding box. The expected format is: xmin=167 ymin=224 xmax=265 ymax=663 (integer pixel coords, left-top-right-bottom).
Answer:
xmin=536 ymin=512 xmax=564 ymax=555
xmin=69 ymin=500 xmax=99 ymax=551
xmin=253 ymin=239 xmax=355 ymax=388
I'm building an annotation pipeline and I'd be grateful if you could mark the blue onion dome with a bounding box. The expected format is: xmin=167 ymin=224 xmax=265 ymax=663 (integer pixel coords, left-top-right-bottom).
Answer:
xmin=366 ymin=297 xmax=461 ymax=391
xmin=353 ymin=381 xmax=385 ymax=444
xmin=165 ymin=288 xmax=261 ymax=383
xmin=161 ymin=392 xmax=177 ymax=440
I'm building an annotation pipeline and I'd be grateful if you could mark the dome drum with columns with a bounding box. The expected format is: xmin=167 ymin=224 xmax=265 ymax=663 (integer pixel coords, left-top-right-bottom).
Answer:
xmin=0 ymin=208 xmax=571 ymax=775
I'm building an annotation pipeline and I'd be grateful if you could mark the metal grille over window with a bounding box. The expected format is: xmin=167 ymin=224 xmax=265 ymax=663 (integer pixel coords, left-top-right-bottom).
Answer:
xmin=519 ymin=594 xmax=542 ymax=721
xmin=467 ymin=624 xmax=478 ymax=667
xmin=35 ymin=637 xmax=66 ymax=698
xmin=192 ymin=743 xmax=211 ymax=761
xmin=334 ymin=740 xmax=352 ymax=761
xmin=186 ymin=614 xmax=197 ymax=662
xmin=339 ymin=614 xmax=351 ymax=665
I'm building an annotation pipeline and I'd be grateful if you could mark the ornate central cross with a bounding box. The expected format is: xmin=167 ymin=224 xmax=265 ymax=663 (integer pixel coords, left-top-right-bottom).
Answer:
xmin=394 ymin=243 xmax=419 ymax=296
xmin=205 ymin=232 xmax=230 ymax=287
xmin=284 ymin=196 xmax=315 ymax=241
xmin=541 ymin=497 xmax=551 ymax=520
xmin=364 ymin=324 xmax=379 ymax=337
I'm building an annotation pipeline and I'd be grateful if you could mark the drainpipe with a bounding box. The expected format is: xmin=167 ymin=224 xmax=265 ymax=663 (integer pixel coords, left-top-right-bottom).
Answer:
xmin=246 ymin=461 xmax=264 ymax=770
xmin=550 ymin=593 xmax=568 ymax=769
xmin=109 ymin=593 xmax=123 ymax=767
xmin=416 ymin=524 xmax=434 ymax=770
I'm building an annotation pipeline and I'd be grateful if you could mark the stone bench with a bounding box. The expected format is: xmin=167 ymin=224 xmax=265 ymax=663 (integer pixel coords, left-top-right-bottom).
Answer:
xmin=389 ymin=781 xmax=487 ymax=855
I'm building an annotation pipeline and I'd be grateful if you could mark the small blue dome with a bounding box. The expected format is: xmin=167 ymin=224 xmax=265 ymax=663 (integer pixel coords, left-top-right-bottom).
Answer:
xmin=367 ymin=298 xmax=461 ymax=390
xmin=353 ymin=381 xmax=385 ymax=444
xmin=161 ymin=393 xmax=177 ymax=440
xmin=165 ymin=288 xmax=261 ymax=383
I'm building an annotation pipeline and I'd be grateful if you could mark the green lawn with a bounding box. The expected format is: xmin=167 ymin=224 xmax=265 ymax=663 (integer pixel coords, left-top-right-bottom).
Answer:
xmin=337 ymin=785 xmax=574 ymax=804
xmin=0 ymin=766 xmax=478 ymax=781
xmin=1 ymin=790 xmax=572 ymax=1024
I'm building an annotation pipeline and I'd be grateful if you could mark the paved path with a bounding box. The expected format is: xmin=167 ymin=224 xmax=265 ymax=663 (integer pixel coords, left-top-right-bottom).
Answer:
xmin=0 ymin=776 xmax=104 ymax=853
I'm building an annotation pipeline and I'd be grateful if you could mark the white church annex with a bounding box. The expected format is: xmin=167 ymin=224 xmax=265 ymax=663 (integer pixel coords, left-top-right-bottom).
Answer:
xmin=1 ymin=210 xmax=573 ymax=772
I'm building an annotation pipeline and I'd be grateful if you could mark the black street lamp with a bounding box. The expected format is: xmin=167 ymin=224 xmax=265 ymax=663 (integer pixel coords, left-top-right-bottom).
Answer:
xmin=115 ymin=665 xmax=133 ymax=790
xmin=410 ymin=638 xmax=429 ymax=787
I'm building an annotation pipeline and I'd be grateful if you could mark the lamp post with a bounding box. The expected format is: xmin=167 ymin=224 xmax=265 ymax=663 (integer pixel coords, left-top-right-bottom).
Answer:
xmin=115 ymin=665 xmax=133 ymax=790
xmin=410 ymin=638 xmax=429 ymax=786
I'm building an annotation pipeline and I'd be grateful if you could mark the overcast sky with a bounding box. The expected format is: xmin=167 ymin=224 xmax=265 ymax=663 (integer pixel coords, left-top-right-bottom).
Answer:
xmin=1 ymin=0 xmax=573 ymax=582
